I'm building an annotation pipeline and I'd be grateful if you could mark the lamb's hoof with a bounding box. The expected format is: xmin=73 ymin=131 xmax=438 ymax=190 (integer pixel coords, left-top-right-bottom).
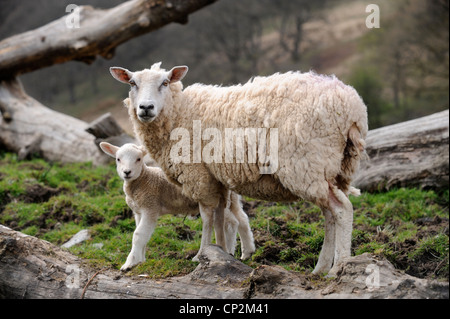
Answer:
xmin=120 ymin=260 xmax=141 ymax=272
xmin=120 ymin=264 xmax=133 ymax=272
xmin=192 ymin=254 xmax=200 ymax=262
xmin=240 ymin=252 xmax=253 ymax=261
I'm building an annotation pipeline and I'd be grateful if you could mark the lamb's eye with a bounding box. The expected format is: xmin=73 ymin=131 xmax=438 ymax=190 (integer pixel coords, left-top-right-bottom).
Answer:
xmin=161 ymin=80 xmax=169 ymax=87
xmin=136 ymin=158 xmax=141 ymax=162
xmin=117 ymin=158 xmax=121 ymax=162
xmin=129 ymin=80 xmax=137 ymax=87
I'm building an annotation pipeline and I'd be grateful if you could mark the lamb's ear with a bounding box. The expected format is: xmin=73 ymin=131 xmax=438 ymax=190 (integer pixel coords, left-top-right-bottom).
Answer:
xmin=110 ymin=67 xmax=133 ymax=84
xmin=168 ymin=66 xmax=188 ymax=83
xmin=138 ymin=145 xmax=148 ymax=156
xmin=99 ymin=142 xmax=120 ymax=158
xmin=123 ymin=98 xmax=131 ymax=109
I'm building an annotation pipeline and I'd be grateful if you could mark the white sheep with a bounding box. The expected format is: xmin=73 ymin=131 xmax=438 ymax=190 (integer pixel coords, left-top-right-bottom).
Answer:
xmin=99 ymin=142 xmax=255 ymax=271
xmin=110 ymin=62 xmax=368 ymax=275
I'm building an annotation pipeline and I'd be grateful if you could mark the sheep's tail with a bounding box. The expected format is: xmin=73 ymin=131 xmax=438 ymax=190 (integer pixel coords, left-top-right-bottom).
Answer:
xmin=336 ymin=123 xmax=366 ymax=194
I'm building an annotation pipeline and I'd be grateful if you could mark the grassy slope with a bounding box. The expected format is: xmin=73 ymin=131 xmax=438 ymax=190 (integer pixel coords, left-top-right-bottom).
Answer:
xmin=0 ymin=152 xmax=448 ymax=280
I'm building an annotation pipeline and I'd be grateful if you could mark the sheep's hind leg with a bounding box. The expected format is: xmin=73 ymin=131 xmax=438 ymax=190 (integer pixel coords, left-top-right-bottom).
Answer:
xmin=312 ymin=208 xmax=336 ymax=275
xmin=327 ymin=183 xmax=354 ymax=277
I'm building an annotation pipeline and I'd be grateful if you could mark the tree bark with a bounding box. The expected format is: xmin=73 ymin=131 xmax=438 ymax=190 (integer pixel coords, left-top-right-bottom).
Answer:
xmin=0 ymin=0 xmax=218 ymax=79
xmin=353 ymin=110 xmax=449 ymax=191
xmin=1 ymin=225 xmax=447 ymax=299
xmin=0 ymin=78 xmax=108 ymax=165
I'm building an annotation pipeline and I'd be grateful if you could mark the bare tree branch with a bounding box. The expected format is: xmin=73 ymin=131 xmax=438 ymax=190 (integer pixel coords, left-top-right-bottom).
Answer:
xmin=0 ymin=0 xmax=218 ymax=79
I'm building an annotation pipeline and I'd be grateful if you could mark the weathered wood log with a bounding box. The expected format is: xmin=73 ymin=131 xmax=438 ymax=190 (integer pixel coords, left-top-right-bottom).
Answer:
xmin=1 ymin=225 xmax=448 ymax=299
xmin=86 ymin=112 xmax=137 ymax=149
xmin=85 ymin=113 xmax=125 ymax=140
xmin=0 ymin=78 xmax=108 ymax=165
xmin=0 ymin=0 xmax=218 ymax=79
xmin=353 ymin=110 xmax=449 ymax=191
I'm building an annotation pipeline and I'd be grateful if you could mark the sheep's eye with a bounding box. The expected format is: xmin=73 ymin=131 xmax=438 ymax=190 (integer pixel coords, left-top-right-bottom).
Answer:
xmin=161 ymin=80 xmax=169 ymax=87
xmin=129 ymin=80 xmax=137 ymax=87
xmin=117 ymin=158 xmax=121 ymax=162
xmin=136 ymin=158 xmax=141 ymax=162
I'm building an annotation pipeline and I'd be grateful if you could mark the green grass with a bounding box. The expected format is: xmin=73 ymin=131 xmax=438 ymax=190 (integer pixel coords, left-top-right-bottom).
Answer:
xmin=0 ymin=152 xmax=448 ymax=280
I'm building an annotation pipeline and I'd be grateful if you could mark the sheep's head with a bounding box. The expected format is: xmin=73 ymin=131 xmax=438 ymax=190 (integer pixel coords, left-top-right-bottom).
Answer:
xmin=100 ymin=142 xmax=147 ymax=182
xmin=110 ymin=62 xmax=188 ymax=123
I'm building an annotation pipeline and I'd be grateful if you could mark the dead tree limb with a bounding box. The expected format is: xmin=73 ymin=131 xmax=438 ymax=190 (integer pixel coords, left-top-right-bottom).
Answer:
xmin=353 ymin=110 xmax=449 ymax=191
xmin=0 ymin=225 xmax=447 ymax=299
xmin=0 ymin=0 xmax=218 ymax=79
xmin=0 ymin=78 xmax=108 ymax=165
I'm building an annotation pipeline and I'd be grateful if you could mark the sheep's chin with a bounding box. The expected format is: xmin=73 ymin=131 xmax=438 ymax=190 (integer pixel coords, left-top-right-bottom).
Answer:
xmin=138 ymin=115 xmax=155 ymax=123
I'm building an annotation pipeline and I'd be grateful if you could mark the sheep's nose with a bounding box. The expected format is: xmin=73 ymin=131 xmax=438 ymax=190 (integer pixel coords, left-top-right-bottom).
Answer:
xmin=139 ymin=103 xmax=154 ymax=111
xmin=124 ymin=170 xmax=131 ymax=176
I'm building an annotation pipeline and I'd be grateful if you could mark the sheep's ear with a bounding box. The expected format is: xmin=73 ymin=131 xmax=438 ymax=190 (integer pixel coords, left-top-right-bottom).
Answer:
xmin=110 ymin=67 xmax=132 ymax=84
xmin=99 ymin=142 xmax=119 ymax=158
xmin=168 ymin=66 xmax=188 ymax=83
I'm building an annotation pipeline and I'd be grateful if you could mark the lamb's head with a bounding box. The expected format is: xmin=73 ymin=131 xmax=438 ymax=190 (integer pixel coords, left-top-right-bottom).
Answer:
xmin=100 ymin=142 xmax=147 ymax=182
xmin=110 ymin=62 xmax=188 ymax=123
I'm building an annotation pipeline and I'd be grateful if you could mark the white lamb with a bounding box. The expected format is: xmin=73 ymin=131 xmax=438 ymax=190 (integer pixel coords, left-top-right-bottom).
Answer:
xmin=99 ymin=142 xmax=255 ymax=271
xmin=110 ymin=62 xmax=368 ymax=275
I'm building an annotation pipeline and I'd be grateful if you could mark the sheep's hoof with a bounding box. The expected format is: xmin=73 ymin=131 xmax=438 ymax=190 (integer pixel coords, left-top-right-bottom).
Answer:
xmin=312 ymin=265 xmax=331 ymax=276
xmin=192 ymin=254 xmax=200 ymax=262
xmin=326 ymin=266 xmax=340 ymax=278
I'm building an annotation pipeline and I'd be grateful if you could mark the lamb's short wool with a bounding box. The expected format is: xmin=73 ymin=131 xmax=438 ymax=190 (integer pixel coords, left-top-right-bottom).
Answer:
xmin=110 ymin=63 xmax=368 ymax=275
xmin=100 ymin=142 xmax=255 ymax=271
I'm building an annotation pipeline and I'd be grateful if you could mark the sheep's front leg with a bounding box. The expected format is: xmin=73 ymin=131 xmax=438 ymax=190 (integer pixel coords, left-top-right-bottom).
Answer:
xmin=192 ymin=204 xmax=215 ymax=262
xmin=121 ymin=210 xmax=158 ymax=271
xmin=312 ymin=208 xmax=335 ymax=275
xmin=213 ymin=196 xmax=227 ymax=251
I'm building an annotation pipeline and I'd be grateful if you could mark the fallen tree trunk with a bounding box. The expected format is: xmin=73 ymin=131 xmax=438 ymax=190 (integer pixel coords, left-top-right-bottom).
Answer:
xmin=353 ymin=110 xmax=449 ymax=192
xmin=0 ymin=79 xmax=108 ymax=165
xmin=0 ymin=0 xmax=218 ymax=79
xmin=0 ymin=79 xmax=110 ymax=165
xmin=1 ymin=225 xmax=447 ymax=299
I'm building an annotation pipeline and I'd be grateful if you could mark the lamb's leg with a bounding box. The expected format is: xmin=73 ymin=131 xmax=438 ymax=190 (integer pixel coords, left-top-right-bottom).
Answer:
xmin=121 ymin=211 xmax=158 ymax=271
xmin=134 ymin=211 xmax=141 ymax=227
xmin=224 ymin=208 xmax=239 ymax=255
xmin=230 ymin=201 xmax=255 ymax=260
xmin=327 ymin=183 xmax=354 ymax=277
xmin=193 ymin=204 xmax=215 ymax=262
xmin=312 ymin=208 xmax=335 ymax=275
